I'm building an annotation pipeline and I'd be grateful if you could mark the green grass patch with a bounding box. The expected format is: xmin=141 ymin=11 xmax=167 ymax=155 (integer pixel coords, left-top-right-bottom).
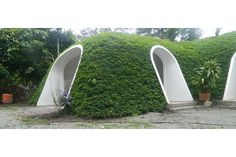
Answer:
xmin=21 ymin=117 xmax=49 ymax=125
xmin=0 ymin=104 xmax=24 ymax=111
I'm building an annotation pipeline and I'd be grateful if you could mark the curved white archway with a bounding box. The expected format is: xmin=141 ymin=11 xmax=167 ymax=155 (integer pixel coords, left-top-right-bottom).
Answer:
xmin=150 ymin=45 xmax=193 ymax=104
xmin=37 ymin=45 xmax=83 ymax=106
xmin=223 ymin=52 xmax=236 ymax=101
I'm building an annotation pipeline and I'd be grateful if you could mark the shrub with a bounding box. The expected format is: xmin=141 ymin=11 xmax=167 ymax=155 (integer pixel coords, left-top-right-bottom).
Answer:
xmin=53 ymin=90 xmax=72 ymax=114
xmin=71 ymin=33 xmax=167 ymax=118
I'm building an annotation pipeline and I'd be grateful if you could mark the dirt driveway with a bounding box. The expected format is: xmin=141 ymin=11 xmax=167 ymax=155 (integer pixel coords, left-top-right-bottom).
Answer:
xmin=0 ymin=104 xmax=236 ymax=129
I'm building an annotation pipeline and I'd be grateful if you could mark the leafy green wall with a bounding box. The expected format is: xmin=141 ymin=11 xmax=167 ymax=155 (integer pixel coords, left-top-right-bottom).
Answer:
xmin=71 ymin=33 xmax=167 ymax=118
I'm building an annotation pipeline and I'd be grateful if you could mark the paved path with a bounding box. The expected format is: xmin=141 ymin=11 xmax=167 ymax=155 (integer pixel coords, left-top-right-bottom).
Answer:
xmin=0 ymin=104 xmax=236 ymax=129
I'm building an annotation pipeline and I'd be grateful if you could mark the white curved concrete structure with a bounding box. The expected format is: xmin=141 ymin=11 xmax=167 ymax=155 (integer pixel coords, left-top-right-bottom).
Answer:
xmin=37 ymin=45 xmax=83 ymax=106
xmin=223 ymin=52 xmax=236 ymax=101
xmin=150 ymin=45 xmax=193 ymax=104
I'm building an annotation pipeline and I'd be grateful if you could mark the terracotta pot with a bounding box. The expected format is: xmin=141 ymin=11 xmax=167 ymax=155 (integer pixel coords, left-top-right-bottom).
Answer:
xmin=199 ymin=92 xmax=211 ymax=101
xmin=2 ymin=94 xmax=13 ymax=104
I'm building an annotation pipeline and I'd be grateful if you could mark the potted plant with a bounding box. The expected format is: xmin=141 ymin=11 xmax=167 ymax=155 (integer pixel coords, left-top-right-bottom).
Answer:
xmin=1 ymin=70 xmax=13 ymax=104
xmin=192 ymin=59 xmax=221 ymax=101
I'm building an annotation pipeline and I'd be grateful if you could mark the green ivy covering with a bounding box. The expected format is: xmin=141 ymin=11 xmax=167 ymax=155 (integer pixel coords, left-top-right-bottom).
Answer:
xmin=31 ymin=32 xmax=236 ymax=118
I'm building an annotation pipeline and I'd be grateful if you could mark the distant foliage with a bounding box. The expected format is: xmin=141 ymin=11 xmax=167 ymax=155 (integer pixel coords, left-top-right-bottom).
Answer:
xmin=136 ymin=28 xmax=202 ymax=41
xmin=77 ymin=28 xmax=133 ymax=40
xmin=179 ymin=28 xmax=202 ymax=41
xmin=136 ymin=28 xmax=180 ymax=41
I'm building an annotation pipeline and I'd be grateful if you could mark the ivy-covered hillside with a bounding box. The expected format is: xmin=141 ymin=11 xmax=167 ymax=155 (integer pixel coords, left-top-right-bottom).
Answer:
xmin=31 ymin=32 xmax=236 ymax=118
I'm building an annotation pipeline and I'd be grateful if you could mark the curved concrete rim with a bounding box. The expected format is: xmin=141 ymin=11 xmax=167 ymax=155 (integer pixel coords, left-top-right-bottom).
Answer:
xmin=150 ymin=45 xmax=193 ymax=104
xmin=223 ymin=52 xmax=236 ymax=100
xmin=37 ymin=45 xmax=83 ymax=106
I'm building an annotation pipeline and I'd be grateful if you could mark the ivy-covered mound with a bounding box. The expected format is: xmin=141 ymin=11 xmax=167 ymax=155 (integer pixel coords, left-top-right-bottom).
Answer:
xmin=71 ymin=33 xmax=167 ymax=118
xmin=31 ymin=32 xmax=236 ymax=118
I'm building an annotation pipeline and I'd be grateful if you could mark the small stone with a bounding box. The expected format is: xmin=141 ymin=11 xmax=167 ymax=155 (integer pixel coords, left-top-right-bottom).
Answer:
xmin=204 ymin=101 xmax=212 ymax=107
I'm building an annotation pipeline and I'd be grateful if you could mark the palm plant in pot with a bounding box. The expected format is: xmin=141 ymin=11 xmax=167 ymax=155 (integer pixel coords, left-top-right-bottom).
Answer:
xmin=192 ymin=59 xmax=221 ymax=101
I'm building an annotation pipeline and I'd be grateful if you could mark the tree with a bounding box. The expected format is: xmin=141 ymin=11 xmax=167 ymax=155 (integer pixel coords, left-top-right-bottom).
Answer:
xmin=136 ymin=28 xmax=155 ymax=36
xmin=114 ymin=28 xmax=133 ymax=33
xmin=136 ymin=28 xmax=202 ymax=41
xmin=45 ymin=28 xmax=76 ymax=60
xmin=136 ymin=28 xmax=164 ymax=38
xmin=98 ymin=28 xmax=112 ymax=33
xmin=215 ymin=28 xmax=221 ymax=36
xmin=0 ymin=28 xmax=77 ymax=86
xmin=77 ymin=28 xmax=99 ymax=40
xmin=180 ymin=28 xmax=202 ymax=41
xmin=136 ymin=28 xmax=180 ymax=41
xmin=77 ymin=28 xmax=133 ymax=40
xmin=166 ymin=28 xmax=180 ymax=41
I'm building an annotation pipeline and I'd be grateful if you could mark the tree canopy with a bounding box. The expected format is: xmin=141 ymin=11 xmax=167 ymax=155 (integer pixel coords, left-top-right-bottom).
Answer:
xmin=0 ymin=28 xmax=76 ymax=88
xmin=77 ymin=28 xmax=133 ymax=40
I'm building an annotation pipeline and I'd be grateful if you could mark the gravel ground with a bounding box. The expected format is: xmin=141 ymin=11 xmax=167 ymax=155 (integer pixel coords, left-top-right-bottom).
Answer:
xmin=0 ymin=104 xmax=236 ymax=129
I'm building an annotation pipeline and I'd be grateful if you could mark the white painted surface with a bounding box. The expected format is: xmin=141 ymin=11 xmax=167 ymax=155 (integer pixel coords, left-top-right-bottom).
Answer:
xmin=150 ymin=45 xmax=193 ymax=104
xmin=37 ymin=45 xmax=83 ymax=106
xmin=223 ymin=52 xmax=236 ymax=100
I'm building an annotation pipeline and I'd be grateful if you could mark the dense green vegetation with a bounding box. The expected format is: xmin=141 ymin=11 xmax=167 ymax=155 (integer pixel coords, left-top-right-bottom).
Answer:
xmin=28 ymin=71 xmax=48 ymax=105
xmin=71 ymin=33 xmax=167 ymax=118
xmin=0 ymin=28 xmax=76 ymax=102
xmin=32 ymin=32 xmax=236 ymax=118
xmin=192 ymin=59 xmax=221 ymax=93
